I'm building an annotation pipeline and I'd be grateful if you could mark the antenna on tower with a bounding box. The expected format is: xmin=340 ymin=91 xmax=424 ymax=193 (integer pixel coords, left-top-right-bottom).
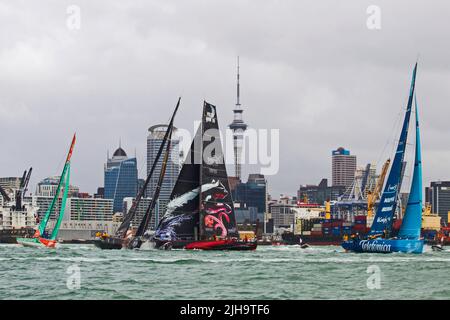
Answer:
xmin=236 ymin=56 xmax=240 ymax=107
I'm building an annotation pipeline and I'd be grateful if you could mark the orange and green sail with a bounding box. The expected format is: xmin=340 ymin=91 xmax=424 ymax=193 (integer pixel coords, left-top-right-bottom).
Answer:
xmin=35 ymin=134 xmax=76 ymax=240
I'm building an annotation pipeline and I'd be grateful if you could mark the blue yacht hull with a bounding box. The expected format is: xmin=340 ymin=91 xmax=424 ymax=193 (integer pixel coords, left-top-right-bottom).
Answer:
xmin=342 ymin=238 xmax=424 ymax=254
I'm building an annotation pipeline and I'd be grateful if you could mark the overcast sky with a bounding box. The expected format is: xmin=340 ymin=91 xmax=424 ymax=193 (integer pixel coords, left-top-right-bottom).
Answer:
xmin=1 ymin=0 xmax=449 ymax=198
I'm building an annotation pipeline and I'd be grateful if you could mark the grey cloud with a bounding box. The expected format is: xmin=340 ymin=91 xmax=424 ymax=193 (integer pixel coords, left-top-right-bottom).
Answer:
xmin=0 ymin=0 xmax=449 ymax=197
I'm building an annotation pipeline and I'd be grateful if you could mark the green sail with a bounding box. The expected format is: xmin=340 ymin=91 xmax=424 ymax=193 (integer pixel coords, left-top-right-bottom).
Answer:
xmin=37 ymin=161 xmax=71 ymax=237
xmin=50 ymin=163 xmax=71 ymax=240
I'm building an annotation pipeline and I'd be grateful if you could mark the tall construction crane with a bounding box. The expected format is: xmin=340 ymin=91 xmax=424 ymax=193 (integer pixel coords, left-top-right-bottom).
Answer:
xmin=367 ymin=159 xmax=390 ymax=218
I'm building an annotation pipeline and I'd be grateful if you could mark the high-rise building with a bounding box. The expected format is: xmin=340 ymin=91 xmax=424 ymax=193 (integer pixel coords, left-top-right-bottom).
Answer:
xmin=332 ymin=147 xmax=357 ymax=188
xmin=104 ymin=145 xmax=138 ymax=213
xmin=229 ymin=57 xmax=248 ymax=181
xmin=146 ymin=125 xmax=180 ymax=214
xmin=427 ymin=181 xmax=450 ymax=224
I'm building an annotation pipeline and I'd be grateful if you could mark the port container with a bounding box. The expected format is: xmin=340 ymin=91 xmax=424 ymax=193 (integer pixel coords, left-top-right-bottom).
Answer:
xmin=311 ymin=231 xmax=323 ymax=236
xmin=352 ymin=225 xmax=368 ymax=233
xmin=313 ymin=224 xmax=322 ymax=228
xmin=354 ymin=215 xmax=367 ymax=221
xmin=332 ymin=229 xmax=341 ymax=236
xmin=342 ymin=222 xmax=352 ymax=227
xmin=342 ymin=229 xmax=352 ymax=235
xmin=392 ymin=219 xmax=402 ymax=230
xmin=302 ymin=231 xmax=311 ymax=236
xmin=421 ymin=229 xmax=437 ymax=240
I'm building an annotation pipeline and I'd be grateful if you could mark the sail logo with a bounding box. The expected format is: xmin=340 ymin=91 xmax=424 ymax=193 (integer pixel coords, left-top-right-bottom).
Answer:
xmin=381 ymin=206 xmax=393 ymax=212
xmin=376 ymin=216 xmax=390 ymax=224
xmin=360 ymin=240 xmax=391 ymax=253
xmin=387 ymin=185 xmax=397 ymax=192
xmin=205 ymin=105 xmax=216 ymax=123
xmin=383 ymin=196 xmax=395 ymax=204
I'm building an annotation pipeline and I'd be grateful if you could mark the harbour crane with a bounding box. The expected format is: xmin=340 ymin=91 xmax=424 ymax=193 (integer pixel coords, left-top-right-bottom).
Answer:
xmin=367 ymin=159 xmax=390 ymax=218
xmin=14 ymin=167 xmax=32 ymax=210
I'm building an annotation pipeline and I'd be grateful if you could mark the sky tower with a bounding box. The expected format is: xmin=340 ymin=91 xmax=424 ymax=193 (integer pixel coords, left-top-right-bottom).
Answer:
xmin=228 ymin=57 xmax=248 ymax=180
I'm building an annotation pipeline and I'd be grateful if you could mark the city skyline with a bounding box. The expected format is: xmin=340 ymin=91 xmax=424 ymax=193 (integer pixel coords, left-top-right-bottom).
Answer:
xmin=1 ymin=1 xmax=450 ymax=198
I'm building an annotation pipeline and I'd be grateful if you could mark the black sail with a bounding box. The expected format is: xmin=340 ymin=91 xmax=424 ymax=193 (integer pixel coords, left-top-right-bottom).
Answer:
xmin=154 ymin=126 xmax=202 ymax=242
xmin=199 ymin=101 xmax=239 ymax=239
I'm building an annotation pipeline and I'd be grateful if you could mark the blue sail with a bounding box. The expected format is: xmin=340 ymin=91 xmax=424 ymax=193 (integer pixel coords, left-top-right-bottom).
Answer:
xmin=398 ymin=97 xmax=422 ymax=239
xmin=369 ymin=63 xmax=417 ymax=236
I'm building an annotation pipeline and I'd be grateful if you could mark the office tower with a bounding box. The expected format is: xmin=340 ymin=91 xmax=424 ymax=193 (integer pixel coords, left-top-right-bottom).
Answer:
xmin=104 ymin=145 xmax=138 ymax=213
xmin=332 ymin=147 xmax=357 ymax=188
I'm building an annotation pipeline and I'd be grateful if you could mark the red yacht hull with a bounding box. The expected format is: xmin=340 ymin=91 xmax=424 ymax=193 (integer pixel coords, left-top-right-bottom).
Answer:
xmin=184 ymin=239 xmax=257 ymax=251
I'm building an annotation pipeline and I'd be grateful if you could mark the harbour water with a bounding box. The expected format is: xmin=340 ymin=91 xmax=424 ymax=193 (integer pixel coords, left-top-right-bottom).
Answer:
xmin=0 ymin=244 xmax=449 ymax=300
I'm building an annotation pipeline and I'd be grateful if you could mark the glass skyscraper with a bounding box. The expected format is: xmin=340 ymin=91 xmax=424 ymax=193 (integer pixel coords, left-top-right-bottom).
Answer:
xmin=104 ymin=146 xmax=138 ymax=213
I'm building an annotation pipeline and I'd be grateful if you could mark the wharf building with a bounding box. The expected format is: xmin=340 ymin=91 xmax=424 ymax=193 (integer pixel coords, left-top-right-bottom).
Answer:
xmin=104 ymin=145 xmax=138 ymax=213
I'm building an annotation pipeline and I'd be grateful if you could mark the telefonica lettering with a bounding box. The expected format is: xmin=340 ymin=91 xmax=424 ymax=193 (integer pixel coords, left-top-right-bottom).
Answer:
xmin=361 ymin=240 xmax=392 ymax=252
xmin=381 ymin=206 xmax=393 ymax=212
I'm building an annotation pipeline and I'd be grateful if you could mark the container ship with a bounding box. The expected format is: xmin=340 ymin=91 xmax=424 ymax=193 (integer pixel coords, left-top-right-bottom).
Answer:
xmin=282 ymin=215 xmax=405 ymax=246
xmin=281 ymin=203 xmax=446 ymax=246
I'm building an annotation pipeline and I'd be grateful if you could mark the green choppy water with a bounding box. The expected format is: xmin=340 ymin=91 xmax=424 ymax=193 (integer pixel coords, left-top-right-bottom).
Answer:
xmin=0 ymin=244 xmax=449 ymax=300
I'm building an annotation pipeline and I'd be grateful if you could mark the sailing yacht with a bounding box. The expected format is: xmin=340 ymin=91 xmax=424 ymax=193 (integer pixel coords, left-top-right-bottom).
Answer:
xmin=152 ymin=101 xmax=257 ymax=251
xmin=16 ymin=134 xmax=76 ymax=248
xmin=342 ymin=63 xmax=424 ymax=254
